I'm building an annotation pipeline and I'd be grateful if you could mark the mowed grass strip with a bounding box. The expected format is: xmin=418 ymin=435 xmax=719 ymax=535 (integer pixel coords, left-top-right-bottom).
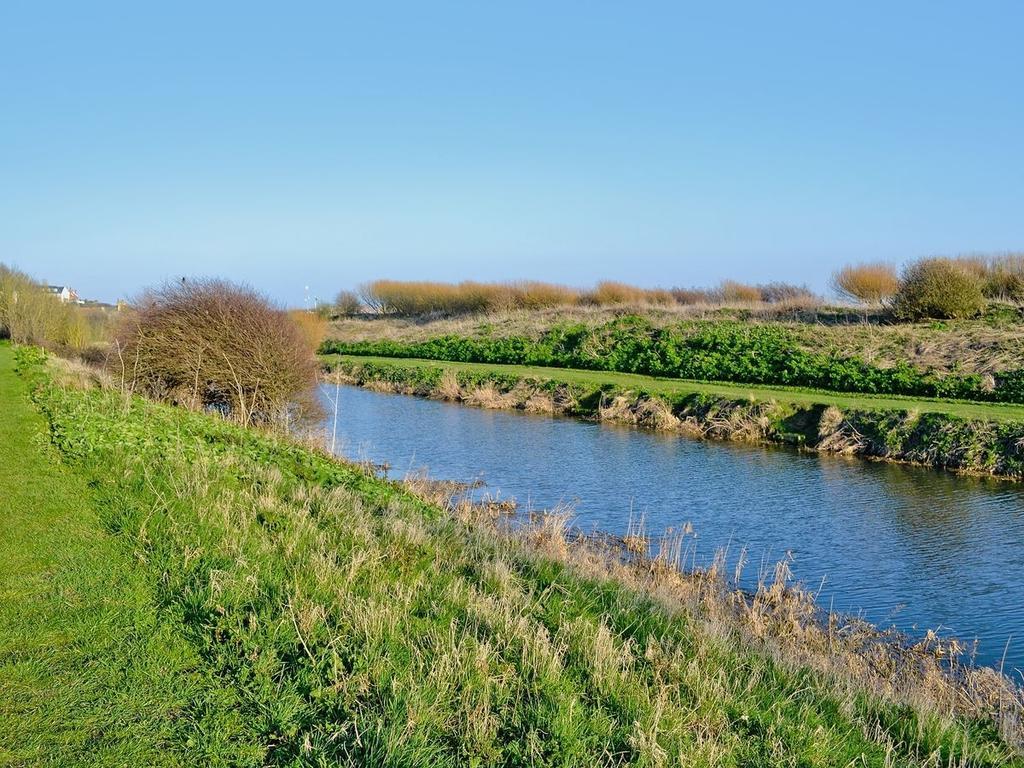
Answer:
xmin=0 ymin=345 xmax=256 ymax=766
xmin=324 ymin=354 xmax=1024 ymax=422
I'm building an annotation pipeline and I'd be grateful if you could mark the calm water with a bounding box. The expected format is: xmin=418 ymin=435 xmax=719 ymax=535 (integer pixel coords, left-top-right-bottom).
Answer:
xmin=322 ymin=384 xmax=1024 ymax=675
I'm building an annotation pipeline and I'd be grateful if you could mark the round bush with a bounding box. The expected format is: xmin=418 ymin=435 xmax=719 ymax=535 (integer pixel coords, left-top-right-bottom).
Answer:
xmin=112 ymin=279 xmax=320 ymax=425
xmin=890 ymin=258 xmax=986 ymax=320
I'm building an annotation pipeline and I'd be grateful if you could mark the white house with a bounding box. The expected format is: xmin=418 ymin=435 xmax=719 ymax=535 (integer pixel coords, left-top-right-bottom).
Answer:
xmin=47 ymin=285 xmax=78 ymax=303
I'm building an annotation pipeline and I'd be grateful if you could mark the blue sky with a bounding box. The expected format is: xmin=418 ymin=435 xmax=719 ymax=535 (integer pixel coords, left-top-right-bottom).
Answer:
xmin=2 ymin=1 xmax=1022 ymax=304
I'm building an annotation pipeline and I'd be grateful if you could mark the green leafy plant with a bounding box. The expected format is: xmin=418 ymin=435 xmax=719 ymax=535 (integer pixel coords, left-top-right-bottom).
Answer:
xmin=320 ymin=316 xmax=1021 ymax=403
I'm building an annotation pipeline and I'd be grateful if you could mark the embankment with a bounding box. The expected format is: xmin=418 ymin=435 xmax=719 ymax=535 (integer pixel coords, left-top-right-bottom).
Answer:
xmin=8 ymin=344 xmax=1024 ymax=765
xmin=326 ymin=356 xmax=1024 ymax=480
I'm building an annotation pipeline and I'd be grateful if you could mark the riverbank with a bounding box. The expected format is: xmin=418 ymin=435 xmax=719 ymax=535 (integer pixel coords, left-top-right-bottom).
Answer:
xmin=327 ymin=306 xmax=1024 ymax=382
xmin=324 ymin=355 xmax=1024 ymax=479
xmin=6 ymin=344 xmax=1024 ymax=765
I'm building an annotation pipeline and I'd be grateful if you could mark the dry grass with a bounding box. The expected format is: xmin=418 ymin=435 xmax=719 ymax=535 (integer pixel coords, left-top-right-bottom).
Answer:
xmin=411 ymin=477 xmax=1024 ymax=756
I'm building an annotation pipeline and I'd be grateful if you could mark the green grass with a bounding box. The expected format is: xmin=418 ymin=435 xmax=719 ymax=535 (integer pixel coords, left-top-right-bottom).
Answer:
xmin=4 ymin=343 xmax=1023 ymax=765
xmin=0 ymin=345 xmax=261 ymax=766
xmin=323 ymin=353 xmax=1024 ymax=422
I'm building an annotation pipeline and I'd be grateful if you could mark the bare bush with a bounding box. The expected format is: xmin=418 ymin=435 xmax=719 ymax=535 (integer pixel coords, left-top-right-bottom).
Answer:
xmin=112 ymin=279 xmax=320 ymax=426
xmin=359 ymin=279 xmax=580 ymax=315
xmin=582 ymin=281 xmax=674 ymax=306
xmin=514 ymin=281 xmax=579 ymax=309
xmin=670 ymin=286 xmax=720 ymax=305
xmin=830 ymin=262 xmax=899 ymax=305
xmin=334 ymin=290 xmax=362 ymax=316
xmin=952 ymin=252 xmax=1024 ymax=302
xmin=288 ymin=309 xmax=328 ymax=350
xmin=757 ymin=282 xmax=816 ymax=304
xmin=718 ymin=280 xmax=763 ymax=303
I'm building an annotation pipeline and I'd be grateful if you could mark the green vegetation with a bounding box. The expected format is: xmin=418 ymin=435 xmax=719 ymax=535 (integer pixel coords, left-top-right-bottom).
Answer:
xmin=323 ymin=353 xmax=1024 ymax=421
xmin=892 ymin=258 xmax=988 ymax=320
xmin=5 ymin=343 xmax=1023 ymax=765
xmin=326 ymin=356 xmax=1024 ymax=478
xmin=0 ymin=345 xmax=257 ymax=765
xmin=320 ymin=315 xmax=1024 ymax=403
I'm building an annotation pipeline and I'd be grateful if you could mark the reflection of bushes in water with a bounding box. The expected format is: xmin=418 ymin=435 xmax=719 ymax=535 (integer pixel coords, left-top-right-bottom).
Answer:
xmin=329 ymin=359 xmax=1024 ymax=480
xmin=816 ymin=454 xmax=1004 ymax=549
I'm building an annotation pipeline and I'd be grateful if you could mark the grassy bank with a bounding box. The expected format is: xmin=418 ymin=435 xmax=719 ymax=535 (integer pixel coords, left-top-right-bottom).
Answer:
xmin=321 ymin=315 xmax=1024 ymax=405
xmin=6 ymin=344 xmax=1024 ymax=765
xmin=325 ymin=355 xmax=1024 ymax=479
xmin=0 ymin=345 xmax=258 ymax=765
xmin=327 ymin=305 xmax=1024 ymax=379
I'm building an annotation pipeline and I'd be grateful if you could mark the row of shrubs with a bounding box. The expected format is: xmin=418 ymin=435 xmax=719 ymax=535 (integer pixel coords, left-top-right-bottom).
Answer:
xmin=321 ymin=315 xmax=1024 ymax=403
xmin=338 ymin=279 xmax=816 ymax=317
xmin=832 ymin=255 xmax=1024 ymax=319
xmin=336 ymin=253 xmax=1024 ymax=320
xmin=0 ymin=264 xmax=114 ymax=350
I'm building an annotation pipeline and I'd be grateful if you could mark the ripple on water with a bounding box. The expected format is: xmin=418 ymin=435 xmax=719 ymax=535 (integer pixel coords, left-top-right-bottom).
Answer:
xmin=323 ymin=384 xmax=1024 ymax=674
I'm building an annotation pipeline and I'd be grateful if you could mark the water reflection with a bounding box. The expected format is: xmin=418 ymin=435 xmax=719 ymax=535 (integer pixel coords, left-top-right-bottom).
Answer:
xmin=322 ymin=385 xmax=1024 ymax=675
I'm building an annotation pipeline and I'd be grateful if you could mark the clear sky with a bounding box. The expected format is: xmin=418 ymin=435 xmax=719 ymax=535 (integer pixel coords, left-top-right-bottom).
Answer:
xmin=2 ymin=1 xmax=1022 ymax=305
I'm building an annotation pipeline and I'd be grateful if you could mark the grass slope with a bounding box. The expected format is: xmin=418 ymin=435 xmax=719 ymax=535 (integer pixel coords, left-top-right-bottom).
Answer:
xmin=5 ymin=344 xmax=1023 ymax=765
xmin=327 ymin=307 xmax=1024 ymax=377
xmin=324 ymin=354 xmax=1024 ymax=422
xmin=0 ymin=345 xmax=257 ymax=766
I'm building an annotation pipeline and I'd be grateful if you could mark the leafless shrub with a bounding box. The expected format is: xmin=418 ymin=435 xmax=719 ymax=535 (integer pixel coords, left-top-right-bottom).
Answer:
xmin=946 ymin=252 xmax=1024 ymax=302
xmin=830 ymin=262 xmax=899 ymax=305
xmin=670 ymin=286 xmax=720 ymax=305
xmin=112 ymin=278 xmax=320 ymax=426
xmin=718 ymin=280 xmax=763 ymax=303
xmin=358 ymin=279 xmax=581 ymax=316
xmin=582 ymin=281 xmax=668 ymax=306
xmin=334 ymin=290 xmax=363 ymax=316
xmin=757 ymin=281 xmax=816 ymax=304
xmin=288 ymin=310 xmax=328 ymax=350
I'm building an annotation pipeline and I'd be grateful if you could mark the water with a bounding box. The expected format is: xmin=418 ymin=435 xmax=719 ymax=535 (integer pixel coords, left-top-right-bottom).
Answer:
xmin=321 ymin=384 xmax=1024 ymax=675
